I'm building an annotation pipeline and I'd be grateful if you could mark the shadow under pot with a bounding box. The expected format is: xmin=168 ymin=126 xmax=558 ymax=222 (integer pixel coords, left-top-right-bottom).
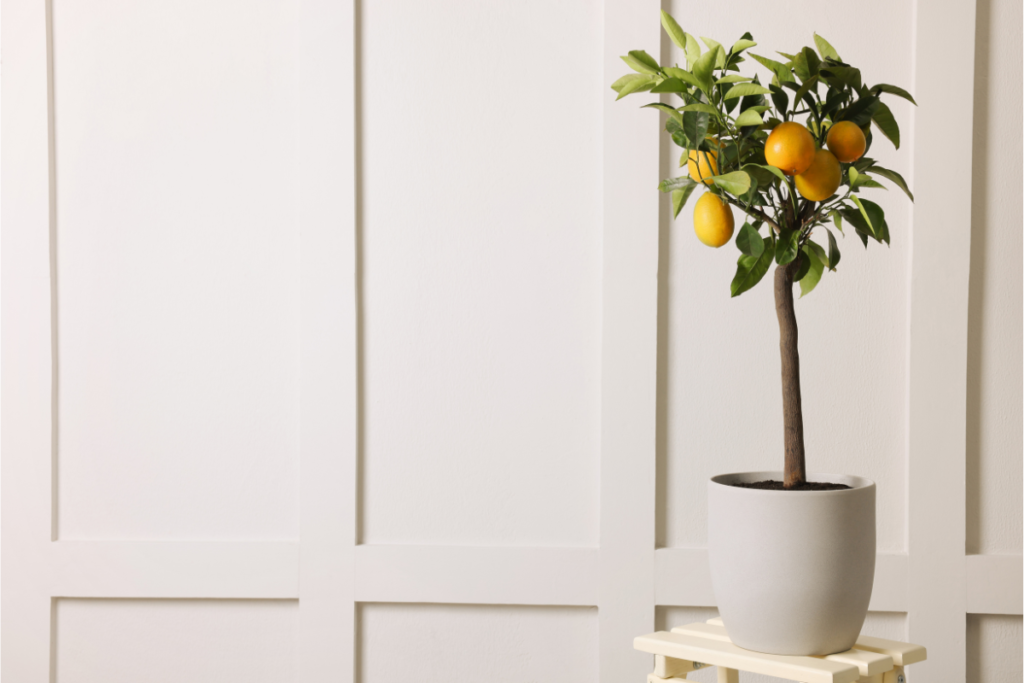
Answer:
xmin=707 ymin=471 xmax=876 ymax=656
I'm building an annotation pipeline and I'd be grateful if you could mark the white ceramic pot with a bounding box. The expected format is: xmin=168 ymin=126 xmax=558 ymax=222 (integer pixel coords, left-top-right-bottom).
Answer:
xmin=707 ymin=471 xmax=876 ymax=656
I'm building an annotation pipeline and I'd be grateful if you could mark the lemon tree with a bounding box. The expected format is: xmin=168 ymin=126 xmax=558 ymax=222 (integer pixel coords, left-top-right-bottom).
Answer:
xmin=613 ymin=16 xmax=914 ymax=487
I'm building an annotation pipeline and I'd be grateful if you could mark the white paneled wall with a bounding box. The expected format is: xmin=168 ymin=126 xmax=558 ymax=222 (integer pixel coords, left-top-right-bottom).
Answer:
xmin=2 ymin=0 xmax=1020 ymax=681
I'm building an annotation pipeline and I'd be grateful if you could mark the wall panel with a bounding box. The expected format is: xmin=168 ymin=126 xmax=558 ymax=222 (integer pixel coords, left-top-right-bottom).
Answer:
xmin=55 ymin=599 xmax=298 ymax=682
xmin=965 ymin=0 xmax=1023 ymax=555
xmin=967 ymin=614 xmax=1023 ymax=683
xmin=358 ymin=603 xmax=597 ymax=683
xmin=53 ymin=0 xmax=302 ymax=541
xmin=359 ymin=0 xmax=603 ymax=546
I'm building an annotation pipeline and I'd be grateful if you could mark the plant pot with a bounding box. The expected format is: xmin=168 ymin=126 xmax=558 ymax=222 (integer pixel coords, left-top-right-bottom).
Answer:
xmin=707 ymin=471 xmax=876 ymax=656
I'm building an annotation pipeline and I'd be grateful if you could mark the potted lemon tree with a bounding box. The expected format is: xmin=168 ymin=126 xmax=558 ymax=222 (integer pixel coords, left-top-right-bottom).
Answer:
xmin=613 ymin=15 xmax=915 ymax=656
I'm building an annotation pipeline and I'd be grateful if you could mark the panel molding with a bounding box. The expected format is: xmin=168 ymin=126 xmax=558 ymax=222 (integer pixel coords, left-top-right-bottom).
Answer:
xmin=600 ymin=0 xmax=662 ymax=681
xmin=907 ymin=0 xmax=978 ymax=680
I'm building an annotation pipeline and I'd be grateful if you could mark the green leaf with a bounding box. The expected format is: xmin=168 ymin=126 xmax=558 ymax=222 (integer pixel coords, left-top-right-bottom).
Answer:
xmin=832 ymin=210 xmax=843 ymax=233
xmin=871 ymin=83 xmax=917 ymax=105
xmin=659 ymin=176 xmax=697 ymax=193
xmin=723 ymin=83 xmax=772 ymax=100
xmin=734 ymin=108 xmax=764 ymax=127
xmin=625 ymin=50 xmax=660 ymax=74
xmin=813 ymin=33 xmax=841 ymax=61
xmin=716 ymin=74 xmax=754 ymax=84
xmin=839 ymin=95 xmax=880 ymax=125
xmin=709 ymin=171 xmax=751 ymax=196
xmin=788 ymin=50 xmax=810 ymax=81
xmin=731 ymin=237 xmax=776 ymax=297
xmin=741 ymin=164 xmax=778 ymax=186
xmin=684 ymin=33 xmax=702 ymax=69
xmin=801 ymin=47 xmax=821 ymax=80
xmin=642 ymin=102 xmax=683 ymax=123
xmin=660 ymin=11 xmax=687 ymax=50
xmin=691 ymin=49 xmax=718 ymax=92
xmin=850 ymin=195 xmax=873 ymax=230
xmin=842 ymin=197 xmax=889 ymax=244
xmin=754 ymin=163 xmax=788 ymax=182
xmin=611 ymin=73 xmax=650 ymax=94
xmin=650 ymin=78 xmax=688 ymax=94
xmin=664 ymin=67 xmax=707 ymax=91
xmin=614 ymin=75 xmax=656 ymax=99
xmin=678 ymin=102 xmax=719 ymax=115
xmin=825 ymin=228 xmax=841 ymax=270
xmin=683 ymin=110 xmax=711 ymax=149
xmin=731 ymin=38 xmax=758 ymax=55
xmin=750 ymin=53 xmax=794 ymax=83
xmin=871 ymin=100 xmax=900 ymax=149
xmin=769 ymin=83 xmax=789 ymax=116
xmin=799 ymin=246 xmax=825 ymax=297
xmin=775 ymin=228 xmax=801 ymax=265
xmin=820 ymin=66 xmax=862 ymax=90
xmin=736 ymin=222 xmax=764 ymax=257
xmin=792 ymin=75 xmax=819 ymax=108
xmin=870 ymin=166 xmax=914 ymax=201
xmin=700 ymin=37 xmax=727 ymax=68
xmin=672 ymin=184 xmax=698 ymax=218
xmin=793 ymin=250 xmax=812 ymax=281
xmin=848 ymin=166 xmax=860 ymax=186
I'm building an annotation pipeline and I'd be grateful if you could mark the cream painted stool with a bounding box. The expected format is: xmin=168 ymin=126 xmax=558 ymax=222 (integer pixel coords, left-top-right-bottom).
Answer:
xmin=634 ymin=617 xmax=926 ymax=683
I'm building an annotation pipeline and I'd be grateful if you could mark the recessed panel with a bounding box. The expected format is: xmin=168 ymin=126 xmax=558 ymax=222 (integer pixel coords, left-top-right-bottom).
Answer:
xmin=965 ymin=0 xmax=1023 ymax=554
xmin=53 ymin=0 xmax=301 ymax=539
xmin=658 ymin=0 xmax=914 ymax=552
xmin=359 ymin=0 xmax=602 ymax=545
xmin=657 ymin=607 xmax=906 ymax=683
xmin=358 ymin=603 xmax=597 ymax=683
xmin=967 ymin=614 xmax=1023 ymax=683
xmin=55 ymin=599 xmax=297 ymax=683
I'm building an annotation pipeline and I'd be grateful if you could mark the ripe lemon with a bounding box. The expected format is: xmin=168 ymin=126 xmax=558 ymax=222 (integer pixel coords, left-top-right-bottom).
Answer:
xmin=687 ymin=149 xmax=719 ymax=185
xmin=795 ymin=149 xmax=842 ymax=201
xmin=693 ymin=193 xmax=735 ymax=248
xmin=826 ymin=121 xmax=867 ymax=163
xmin=764 ymin=122 xmax=816 ymax=175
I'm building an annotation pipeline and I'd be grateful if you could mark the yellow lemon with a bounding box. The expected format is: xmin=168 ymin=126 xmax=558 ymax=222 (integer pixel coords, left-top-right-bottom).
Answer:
xmin=687 ymin=149 xmax=719 ymax=185
xmin=826 ymin=120 xmax=867 ymax=163
xmin=693 ymin=193 xmax=735 ymax=248
xmin=764 ymin=122 xmax=816 ymax=175
xmin=795 ymin=149 xmax=842 ymax=202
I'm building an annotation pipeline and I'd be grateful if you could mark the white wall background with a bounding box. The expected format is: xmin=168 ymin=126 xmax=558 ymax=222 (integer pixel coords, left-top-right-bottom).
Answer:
xmin=2 ymin=0 xmax=1020 ymax=682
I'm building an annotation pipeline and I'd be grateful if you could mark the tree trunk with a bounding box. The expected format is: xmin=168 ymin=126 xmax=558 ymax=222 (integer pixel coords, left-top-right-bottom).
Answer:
xmin=774 ymin=259 xmax=806 ymax=487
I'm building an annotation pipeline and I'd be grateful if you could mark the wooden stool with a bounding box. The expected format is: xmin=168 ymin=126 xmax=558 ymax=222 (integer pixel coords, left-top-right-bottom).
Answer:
xmin=634 ymin=617 xmax=926 ymax=683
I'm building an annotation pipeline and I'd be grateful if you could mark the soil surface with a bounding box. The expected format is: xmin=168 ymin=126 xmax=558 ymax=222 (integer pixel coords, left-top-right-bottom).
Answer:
xmin=729 ymin=479 xmax=851 ymax=491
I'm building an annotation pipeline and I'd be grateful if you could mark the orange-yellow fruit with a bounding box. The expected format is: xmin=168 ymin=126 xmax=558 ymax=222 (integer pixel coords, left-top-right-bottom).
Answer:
xmin=693 ymin=193 xmax=735 ymax=248
xmin=764 ymin=122 xmax=816 ymax=175
xmin=826 ymin=120 xmax=867 ymax=163
xmin=795 ymin=149 xmax=842 ymax=202
xmin=687 ymin=149 xmax=719 ymax=185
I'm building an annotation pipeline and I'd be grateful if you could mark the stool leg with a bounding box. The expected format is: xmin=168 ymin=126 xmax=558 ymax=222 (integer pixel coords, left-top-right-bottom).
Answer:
xmin=654 ymin=655 xmax=694 ymax=679
xmin=882 ymin=665 xmax=905 ymax=683
xmin=717 ymin=666 xmax=739 ymax=683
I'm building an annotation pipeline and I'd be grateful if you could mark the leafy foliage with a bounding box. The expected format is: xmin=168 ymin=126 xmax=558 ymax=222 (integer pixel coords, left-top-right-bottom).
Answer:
xmin=614 ymin=13 xmax=915 ymax=296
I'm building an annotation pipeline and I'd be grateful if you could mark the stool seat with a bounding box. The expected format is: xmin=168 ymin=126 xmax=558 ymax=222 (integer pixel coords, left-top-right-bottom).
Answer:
xmin=634 ymin=617 xmax=926 ymax=683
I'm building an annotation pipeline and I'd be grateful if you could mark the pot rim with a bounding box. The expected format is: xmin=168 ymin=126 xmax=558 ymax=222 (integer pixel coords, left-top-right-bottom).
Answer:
xmin=710 ymin=471 xmax=875 ymax=494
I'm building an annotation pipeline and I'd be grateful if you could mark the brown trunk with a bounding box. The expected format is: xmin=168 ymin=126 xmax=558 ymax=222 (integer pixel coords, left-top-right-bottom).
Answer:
xmin=774 ymin=259 xmax=806 ymax=487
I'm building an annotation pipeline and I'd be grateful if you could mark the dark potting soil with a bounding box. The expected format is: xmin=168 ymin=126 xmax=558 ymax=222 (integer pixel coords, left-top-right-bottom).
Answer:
xmin=730 ymin=480 xmax=852 ymax=491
